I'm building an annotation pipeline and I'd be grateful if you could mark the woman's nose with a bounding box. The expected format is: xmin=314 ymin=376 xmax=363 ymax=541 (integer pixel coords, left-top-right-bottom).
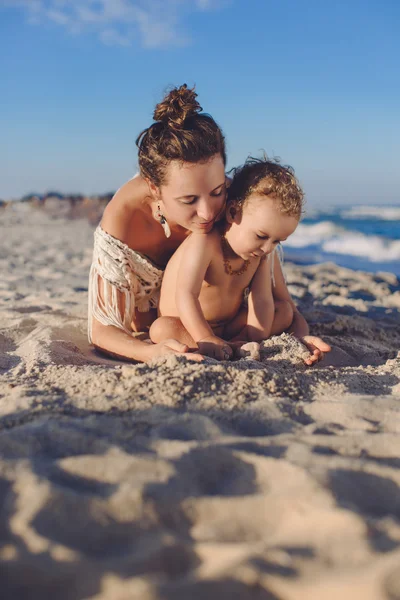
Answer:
xmin=197 ymin=200 xmax=214 ymax=222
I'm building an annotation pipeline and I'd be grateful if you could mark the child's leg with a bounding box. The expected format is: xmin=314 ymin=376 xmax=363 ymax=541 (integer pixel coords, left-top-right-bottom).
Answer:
xmin=225 ymin=299 xmax=293 ymax=341
xmin=223 ymin=306 xmax=248 ymax=341
xmin=149 ymin=316 xmax=198 ymax=350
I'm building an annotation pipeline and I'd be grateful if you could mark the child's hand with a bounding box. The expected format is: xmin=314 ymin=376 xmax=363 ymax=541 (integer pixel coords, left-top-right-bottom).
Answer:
xmin=300 ymin=335 xmax=331 ymax=366
xmin=197 ymin=336 xmax=233 ymax=361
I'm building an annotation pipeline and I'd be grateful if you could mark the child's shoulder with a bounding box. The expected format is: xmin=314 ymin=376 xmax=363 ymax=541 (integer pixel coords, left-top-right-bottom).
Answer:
xmin=182 ymin=229 xmax=222 ymax=265
xmin=187 ymin=229 xmax=221 ymax=249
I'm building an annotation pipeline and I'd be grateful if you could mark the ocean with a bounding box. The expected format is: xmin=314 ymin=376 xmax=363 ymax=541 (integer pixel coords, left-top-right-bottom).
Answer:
xmin=283 ymin=205 xmax=400 ymax=277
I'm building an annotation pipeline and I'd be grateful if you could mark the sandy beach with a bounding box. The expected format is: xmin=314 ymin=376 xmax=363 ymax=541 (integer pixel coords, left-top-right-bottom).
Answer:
xmin=1 ymin=203 xmax=400 ymax=599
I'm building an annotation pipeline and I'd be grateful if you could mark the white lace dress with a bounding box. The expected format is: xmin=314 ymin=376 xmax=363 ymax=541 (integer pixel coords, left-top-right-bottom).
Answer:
xmin=87 ymin=226 xmax=164 ymax=343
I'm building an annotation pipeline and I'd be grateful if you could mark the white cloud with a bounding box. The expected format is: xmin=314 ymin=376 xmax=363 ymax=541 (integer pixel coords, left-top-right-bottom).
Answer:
xmin=1 ymin=0 xmax=230 ymax=48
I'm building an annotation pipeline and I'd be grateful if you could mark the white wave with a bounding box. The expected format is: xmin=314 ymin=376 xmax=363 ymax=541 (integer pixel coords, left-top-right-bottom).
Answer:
xmin=285 ymin=221 xmax=345 ymax=248
xmin=341 ymin=206 xmax=400 ymax=221
xmin=323 ymin=233 xmax=400 ymax=262
xmin=285 ymin=221 xmax=400 ymax=262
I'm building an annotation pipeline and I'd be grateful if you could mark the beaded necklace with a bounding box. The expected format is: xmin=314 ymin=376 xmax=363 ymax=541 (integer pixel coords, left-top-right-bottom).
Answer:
xmin=221 ymin=234 xmax=250 ymax=276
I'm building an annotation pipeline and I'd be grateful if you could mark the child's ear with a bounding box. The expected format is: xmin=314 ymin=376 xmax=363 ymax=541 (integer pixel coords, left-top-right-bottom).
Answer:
xmin=226 ymin=202 xmax=239 ymax=223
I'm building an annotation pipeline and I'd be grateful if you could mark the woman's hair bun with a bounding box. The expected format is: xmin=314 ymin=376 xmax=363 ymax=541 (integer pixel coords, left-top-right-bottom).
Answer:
xmin=153 ymin=84 xmax=202 ymax=129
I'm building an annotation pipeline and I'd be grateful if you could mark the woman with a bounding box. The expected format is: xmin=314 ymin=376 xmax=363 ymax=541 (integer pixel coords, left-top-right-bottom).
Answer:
xmin=89 ymin=84 xmax=329 ymax=365
xmin=88 ymin=84 xmax=227 ymax=362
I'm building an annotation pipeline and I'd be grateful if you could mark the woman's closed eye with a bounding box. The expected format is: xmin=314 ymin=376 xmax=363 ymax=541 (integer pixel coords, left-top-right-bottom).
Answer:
xmin=211 ymin=183 xmax=226 ymax=198
xmin=179 ymin=189 xmax=225 ymax=205
xmin=211 ymin=186 xmax=225 ymax=197
xmin=180 ymin=197 xmax=197 ymax=205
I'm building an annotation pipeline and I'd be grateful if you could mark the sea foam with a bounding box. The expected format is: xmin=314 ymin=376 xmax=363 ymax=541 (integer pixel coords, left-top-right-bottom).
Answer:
xmin=285 ymin=221 xmax=400 ymax=262
xmin=341 ymin=206 xmax=400 ymax=221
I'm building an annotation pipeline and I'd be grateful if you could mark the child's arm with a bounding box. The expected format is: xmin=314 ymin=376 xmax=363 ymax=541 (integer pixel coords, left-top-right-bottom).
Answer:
xmin=271 ymin=251 xmax=331 ymax=365
xmin=176 ymin=233 xmax=232 ymax=360
xmin=245 ymin=255 xmax=275 ymax=341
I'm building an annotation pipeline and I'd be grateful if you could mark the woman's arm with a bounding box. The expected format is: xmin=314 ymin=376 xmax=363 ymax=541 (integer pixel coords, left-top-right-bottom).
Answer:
xmin=91 ymin=318 xmax=201 ymax=363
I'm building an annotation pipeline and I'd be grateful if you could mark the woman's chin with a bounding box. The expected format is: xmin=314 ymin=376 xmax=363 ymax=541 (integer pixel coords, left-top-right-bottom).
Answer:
xmin=193 ymin=221 xmax=214 ymax=233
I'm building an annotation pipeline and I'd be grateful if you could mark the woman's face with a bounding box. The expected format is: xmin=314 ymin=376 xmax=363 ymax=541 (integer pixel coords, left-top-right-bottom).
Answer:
xmin=158 ymin=154 xmax=227 ymax=233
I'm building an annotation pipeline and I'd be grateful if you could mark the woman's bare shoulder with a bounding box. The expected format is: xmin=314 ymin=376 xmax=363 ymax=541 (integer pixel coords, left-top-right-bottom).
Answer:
xmin=101 ymin=175 xmax=150 ymax=242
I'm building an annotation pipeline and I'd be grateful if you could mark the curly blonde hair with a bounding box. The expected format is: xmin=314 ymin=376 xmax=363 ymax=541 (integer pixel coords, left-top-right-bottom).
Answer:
xmin=228 ymin=156 xmax=304 ymax=219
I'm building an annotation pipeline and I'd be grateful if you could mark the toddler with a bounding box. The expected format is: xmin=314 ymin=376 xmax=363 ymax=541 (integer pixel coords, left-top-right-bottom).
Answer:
xmin=150 ymin=157 xmax=330 ymax=365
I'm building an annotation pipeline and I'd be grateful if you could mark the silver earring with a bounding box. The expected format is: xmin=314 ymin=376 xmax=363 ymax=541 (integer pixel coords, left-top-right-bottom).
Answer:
xmin=156 ymin=203 xmax=171 ymax=238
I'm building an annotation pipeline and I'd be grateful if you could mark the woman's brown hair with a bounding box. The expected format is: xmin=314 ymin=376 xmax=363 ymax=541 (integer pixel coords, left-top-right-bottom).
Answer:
xmin=136 ymin=84 xmax=226 ymax=187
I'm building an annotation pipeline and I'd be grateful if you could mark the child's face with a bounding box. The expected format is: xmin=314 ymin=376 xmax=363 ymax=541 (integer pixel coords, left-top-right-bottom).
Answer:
xmin=227 ymin=195 xmax=299 ymax=260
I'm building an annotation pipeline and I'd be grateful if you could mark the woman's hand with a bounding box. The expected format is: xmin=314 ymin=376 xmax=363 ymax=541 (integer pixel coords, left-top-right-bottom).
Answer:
xmin=300 ymin=335 xmax=331 ymax=366
xmin=197 ymin=335 xmax=233 ymax=361
xmin=146 ymin=339 xmax=203 ymax=362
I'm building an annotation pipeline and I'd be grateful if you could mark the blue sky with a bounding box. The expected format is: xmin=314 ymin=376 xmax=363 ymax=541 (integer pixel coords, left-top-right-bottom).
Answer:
xmin=1 ymin=0 xmax=399 ymax=206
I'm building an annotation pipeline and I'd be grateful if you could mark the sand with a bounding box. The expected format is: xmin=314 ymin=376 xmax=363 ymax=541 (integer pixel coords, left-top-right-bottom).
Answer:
xmin=1 ymin=203 xmax=400 ymax=599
